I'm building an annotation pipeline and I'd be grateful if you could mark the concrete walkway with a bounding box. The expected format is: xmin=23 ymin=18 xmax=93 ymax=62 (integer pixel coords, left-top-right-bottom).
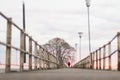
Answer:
xmin=0 ymin=68 xmax=120 ymax=80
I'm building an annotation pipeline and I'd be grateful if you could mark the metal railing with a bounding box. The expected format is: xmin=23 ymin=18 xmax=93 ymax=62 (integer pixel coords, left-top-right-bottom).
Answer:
xmin=0 ymin=12 xmax=59 ymax=73
xmin=74 ymin=32 xmax=120 ymax=71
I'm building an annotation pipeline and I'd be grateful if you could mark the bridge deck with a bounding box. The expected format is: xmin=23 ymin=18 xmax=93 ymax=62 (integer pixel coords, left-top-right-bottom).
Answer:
xmin=0 ymin=68 xmax=120 ymax=80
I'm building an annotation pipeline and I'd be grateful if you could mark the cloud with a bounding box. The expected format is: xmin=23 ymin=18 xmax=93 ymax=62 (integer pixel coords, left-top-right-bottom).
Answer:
xmin=0 ymin=0 xmax=120 ymax=61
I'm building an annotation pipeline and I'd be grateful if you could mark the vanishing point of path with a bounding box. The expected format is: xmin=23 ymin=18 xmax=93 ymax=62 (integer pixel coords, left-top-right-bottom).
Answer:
xmin=0 ymin=68 xmax=120 ymax=80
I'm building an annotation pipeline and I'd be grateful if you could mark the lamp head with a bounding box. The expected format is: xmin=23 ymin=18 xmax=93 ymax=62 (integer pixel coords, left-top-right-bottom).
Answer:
xmin=78 ymin=32 xmax=83 ymax=38
xmin=85 ymin=0 xmax=90 ymax=7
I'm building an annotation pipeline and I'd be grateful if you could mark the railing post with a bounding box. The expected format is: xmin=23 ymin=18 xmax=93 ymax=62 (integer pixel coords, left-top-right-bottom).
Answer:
xmin=34 ymin=42 xmax=37 ymax=70
xmin=92 ymin=52 xmax=95 ymax=69
xmin=44 ymin=51 xmax=47 ymax=69
xmin=96 ymin=50 xmax=98 ymax=70
xmin=29 ymin=36 xmax=32 ymax=70
xmin=43 ymin=60 xmax=45 ymax=70
xmin=5 ymin=18 xmax=12 ymax=72
xmin=20 ymin=30 xmax=25 ymax=72
xmin=40 ymin=49 xmax=43 ymax=69
xmin=108 ymin=42 xmax=111 ymax=70
xmin=47 ymin=52 xmax=50 ymax=69
xmin=90 ymin=52 xmax=93 ymax=69
xmin=39 ymin=59 xmax=41 ymax=70
xmin=39 ymin=46 xmax=41 ymax=70
xmin=84 ymin=58 xmax=86 ymax=68
xmin=103 ymin=45 xmax=106 ymax=70
xmin=117 ymin=32 xmax=120 ymax=71
xmin=41 ymin=60 xmax=44 ymax=70
xmin=99 ymin=48 xmax=101 ymax=70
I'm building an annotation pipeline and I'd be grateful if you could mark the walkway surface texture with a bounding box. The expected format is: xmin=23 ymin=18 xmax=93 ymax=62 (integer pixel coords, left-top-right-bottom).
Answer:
xmin=0 ymin=68 xmax=120 ymax=80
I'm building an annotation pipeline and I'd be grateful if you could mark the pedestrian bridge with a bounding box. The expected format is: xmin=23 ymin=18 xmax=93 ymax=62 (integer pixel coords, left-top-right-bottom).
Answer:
xmin=0 ymin=12 xmax=120 ymax=80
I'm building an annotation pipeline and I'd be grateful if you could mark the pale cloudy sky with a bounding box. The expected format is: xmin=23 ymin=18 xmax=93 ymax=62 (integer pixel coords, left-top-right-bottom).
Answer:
xmin=0 ymin=0 xmax=120 ymax=60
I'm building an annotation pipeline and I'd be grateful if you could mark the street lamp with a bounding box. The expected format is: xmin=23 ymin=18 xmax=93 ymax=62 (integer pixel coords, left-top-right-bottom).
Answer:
xmin=78 ymin=32 xmax=83 ymax=60
xmin=85 ymin=0 xmax=90 ymax=7
xmin=85 ymin=0 xmax=91 ymax=52
xmin=85 ymin=0 xmax=92 ymax=68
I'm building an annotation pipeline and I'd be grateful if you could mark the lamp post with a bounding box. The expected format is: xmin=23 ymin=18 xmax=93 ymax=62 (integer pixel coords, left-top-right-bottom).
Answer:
xmin=78 ymin=32 xmax=83 ymax=60
xmin=22 ymin=1 xmax=26 ymax=63
xmin=85 ymin=0 xmax=91 ymax=52
xmin=85 ymin=0 xmax=92 ymax=69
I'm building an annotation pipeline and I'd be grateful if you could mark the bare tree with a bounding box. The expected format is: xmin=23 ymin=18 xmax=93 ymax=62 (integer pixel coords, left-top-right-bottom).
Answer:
xmin=43 ymin=37 xmax=75 ymax=67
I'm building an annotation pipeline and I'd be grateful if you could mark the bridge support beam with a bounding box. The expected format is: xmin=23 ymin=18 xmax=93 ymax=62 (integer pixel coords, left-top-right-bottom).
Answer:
xmin=117 ymin=32 xmax=120 ymax=71
xmin=5 ymin=18 xmax=12 ymax=72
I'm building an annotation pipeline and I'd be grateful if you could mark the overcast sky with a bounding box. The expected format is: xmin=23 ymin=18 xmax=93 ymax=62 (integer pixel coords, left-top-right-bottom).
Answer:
xmin=0 ymin=0 xmax=120 ymax=60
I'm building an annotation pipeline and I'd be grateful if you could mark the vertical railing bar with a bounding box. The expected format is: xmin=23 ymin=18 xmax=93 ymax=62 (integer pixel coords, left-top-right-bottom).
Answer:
xmin=5 ymin=18 xmax=12 ymax=73
xmin=20 ymin=29 xmax=25 ymax=72
xmin=34 ymin=42 xmax=38 ymax=70
xmin=38 ymin=46 xmax=41 ymax=70
xmin=96 ymin=50 xmax=98 ymax=70
xmin=29 ymin=36 xmax=32 ymax=70
xmin=117 ymin=32 xmax=120 ymax=71
xmin=99 ymin=48 xmax=101 ymax=70
xmin=92 ymin=52 xmax=95 ymax=69
xmin=103 ymin=45 xmax=106 ymax=70
xmin=108 ymin=42 xmax=111 ymax=70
